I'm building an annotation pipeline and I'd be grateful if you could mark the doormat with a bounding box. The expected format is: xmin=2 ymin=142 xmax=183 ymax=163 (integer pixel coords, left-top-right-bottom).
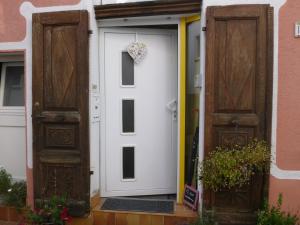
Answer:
xmin=101 ymin=197 xmax=174 ymax=214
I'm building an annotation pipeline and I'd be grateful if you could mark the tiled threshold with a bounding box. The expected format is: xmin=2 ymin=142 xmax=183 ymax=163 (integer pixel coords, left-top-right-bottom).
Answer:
xmin=0 ymin=195 xmax=198 ymax=225
xmin=93 ymin=198 xmax=198 ymax=225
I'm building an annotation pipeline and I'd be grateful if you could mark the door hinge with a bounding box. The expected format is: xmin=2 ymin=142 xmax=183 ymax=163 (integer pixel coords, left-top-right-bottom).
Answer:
xmin=202 ymin=27 xmax=207 ymax=32
xmin=89 ymin=171 xmax=94 ymax=175
xmin=88 ymin=30 xmax=93 ymax=35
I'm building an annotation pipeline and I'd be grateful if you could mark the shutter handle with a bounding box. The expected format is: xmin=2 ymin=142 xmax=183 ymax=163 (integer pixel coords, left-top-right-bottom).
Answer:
xmin=35 ymin=114 xmax=46 ymax=119
xmin=231 ymin=118 xmax=240 ymax=128
xmin=55 ymin=115 xmax=66 ymax=121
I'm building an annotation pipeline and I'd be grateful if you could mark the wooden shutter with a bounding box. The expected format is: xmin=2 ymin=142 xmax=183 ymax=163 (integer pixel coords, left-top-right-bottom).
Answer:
xmin=204 ymin=4 xmax=273 ymax=224
xmin=32 ymin=10 xmax=89 ymax=216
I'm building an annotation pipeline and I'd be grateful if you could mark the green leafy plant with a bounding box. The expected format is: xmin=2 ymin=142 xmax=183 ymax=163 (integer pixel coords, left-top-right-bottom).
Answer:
xmin=0 ymin=168 xmax=27 ymax=209
xmin=27 ymin=195 xmax=72 ymax=225
xmin=257 ymin=194 xmax=299 ymax=225
xmin=4 ymin=180 xmax=27 ymax=209
xmin=199 ymin=140 xmax=271 ymax=191
xmin=0 ymin=168 xmax=12 ymax=195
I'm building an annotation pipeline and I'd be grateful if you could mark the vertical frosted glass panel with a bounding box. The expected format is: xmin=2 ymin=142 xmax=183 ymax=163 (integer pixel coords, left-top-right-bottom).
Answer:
xmin=122 ymin=147 xmax=135 ymax=179
xmin=122 ymin=52 xmax=134 ymax=86
xmin=3 ymin=66 xmax=24 ymax=106
xmin=196 ymin=35 xmax=200 ymax=58
xmin=122 ymin=99 xmax=135 ymax=133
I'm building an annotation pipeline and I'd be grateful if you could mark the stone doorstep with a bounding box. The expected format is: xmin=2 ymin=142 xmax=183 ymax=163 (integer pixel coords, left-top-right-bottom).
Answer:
xmin=0 ymin=200 xmax=198 ymax=225
xmin=92 ymin=202 xmax=198 ymax=225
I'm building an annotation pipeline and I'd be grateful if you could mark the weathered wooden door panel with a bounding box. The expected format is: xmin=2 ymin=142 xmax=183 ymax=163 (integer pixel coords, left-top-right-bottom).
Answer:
xmin=32 ymin=10 xmax=89 ymax=215
xmin=204 ymin=4 xmax=273 ymax=223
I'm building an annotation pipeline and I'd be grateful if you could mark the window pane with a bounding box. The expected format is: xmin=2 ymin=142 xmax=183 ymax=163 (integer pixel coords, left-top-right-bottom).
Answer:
xmin=122 ymin=52 xmax=134 ymax=86
xmin=3 ymin=66 xmax=24 ymax=106
xmin=122 ymin=99 xmax=134 ymax=133
xmin=123 ymin=147 xmax=135 ymax=179
xmin=196 ymin=35 xmax=200 ymax=58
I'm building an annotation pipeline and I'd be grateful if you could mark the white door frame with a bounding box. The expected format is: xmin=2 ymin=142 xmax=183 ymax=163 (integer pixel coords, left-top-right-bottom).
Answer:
xmin=98 ymin=16 xmax=182 ymax=199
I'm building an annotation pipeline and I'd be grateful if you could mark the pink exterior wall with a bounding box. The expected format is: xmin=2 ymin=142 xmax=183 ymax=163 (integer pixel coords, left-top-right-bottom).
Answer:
xmin=276 ymin=0 xmax=300 ymax=170
xmin=269 ymin=176 xmax=300 ymax=215
xmin=269 ymin=0 xmax=300 ymax=214
xmin=0 ymin=0 xmax=80 ymax=42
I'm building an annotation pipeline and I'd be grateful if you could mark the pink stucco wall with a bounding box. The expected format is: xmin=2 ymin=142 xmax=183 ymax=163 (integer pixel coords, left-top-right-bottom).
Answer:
xmin=276 ymin=0 xmax=300 ymax=170
xmin=269 ymin=0 xmax=300 ymax=214
xmin=269 ymin=176 xmax=300 ymax=215
xmin=0 ymin=0 xmax=80 ymax=42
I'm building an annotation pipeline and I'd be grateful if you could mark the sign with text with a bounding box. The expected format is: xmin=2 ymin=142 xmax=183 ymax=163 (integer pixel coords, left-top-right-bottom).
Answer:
xmin=183 ymin=185 xmax=199 ymax=211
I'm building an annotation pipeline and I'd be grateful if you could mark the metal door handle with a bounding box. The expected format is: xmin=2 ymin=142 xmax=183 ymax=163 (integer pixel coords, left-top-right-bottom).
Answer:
xmin=166 ymin=99 xmax=177 ymax=121
xmin=166 ymin=99 xmax=177 ymax=113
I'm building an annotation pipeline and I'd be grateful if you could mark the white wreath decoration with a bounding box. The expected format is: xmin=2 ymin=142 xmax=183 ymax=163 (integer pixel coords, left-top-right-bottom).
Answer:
xmin=127 ymin=42 xmax=148 ymax=64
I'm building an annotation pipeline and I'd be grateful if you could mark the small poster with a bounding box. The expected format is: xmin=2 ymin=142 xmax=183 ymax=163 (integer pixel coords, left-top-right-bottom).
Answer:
xmin=183 ymin=185 xmax=199 ymax=211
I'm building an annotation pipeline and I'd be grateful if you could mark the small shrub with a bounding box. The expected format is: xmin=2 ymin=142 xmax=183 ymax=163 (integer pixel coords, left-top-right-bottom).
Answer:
xmin=199 ymin=140 xmax=270 ymax=191
xmin=257 ymin=194 xmax=299 ymax=225
xmin=0 ymin=168 xmax=27 ymax=209
xmin=4 ymin=180 xmax=27 ymax=209
xmin=0 ymin=168 xmax=12 ymax=195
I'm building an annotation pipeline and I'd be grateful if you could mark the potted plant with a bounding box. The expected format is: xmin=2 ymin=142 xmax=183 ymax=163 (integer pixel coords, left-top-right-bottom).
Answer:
xmin=199 ymin=140 xmax=271 ymax=191
xmin=27 ymin=196 xmax=72 ymax=225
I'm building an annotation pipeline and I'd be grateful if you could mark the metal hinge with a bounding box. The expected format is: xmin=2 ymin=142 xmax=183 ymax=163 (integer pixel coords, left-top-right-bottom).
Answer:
xmin=88 ymin=30 xmax=93 ymax=35
xmin=202 ymin=27 xmax=207 ymax=32
xmin=89 ymin=171 xmax=94 ymax=175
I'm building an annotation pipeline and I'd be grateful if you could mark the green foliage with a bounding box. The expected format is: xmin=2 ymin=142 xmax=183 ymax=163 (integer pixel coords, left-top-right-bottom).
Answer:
xmin=199 ymin=140 xmax=271 ymax=191
xmin=4 ymin=180 xmax=27 ymax=209
xmin=0 ymin=168 xmax=12 ymax=195
xmin=27 ymin=195 xmax=72 ymax=225
xmin=0 ymin=168 xmax=27 ymax=209
xmin=257 ymin=194 xmax=299 ymax=225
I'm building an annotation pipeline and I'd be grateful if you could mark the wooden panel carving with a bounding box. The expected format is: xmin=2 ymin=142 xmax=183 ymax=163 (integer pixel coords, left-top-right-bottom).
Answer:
xmin=215 ymin=19 xmax=257 ymax=113
xmin=215 ymin=186 xmax=251 ymax=210
xmin=215 ymin=127 xmax=255 ymax=149
xmin=44 ymin=25 xmax=77 ymax=109
xmin=40 ymin=164 xmax=81 ymax=199
xmin=45 ymin=125 xmax=77 ymax=148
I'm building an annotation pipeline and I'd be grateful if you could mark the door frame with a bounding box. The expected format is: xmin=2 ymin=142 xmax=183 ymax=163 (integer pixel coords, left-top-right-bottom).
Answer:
xmin=98 ymin=16 xmax=184 ymax=201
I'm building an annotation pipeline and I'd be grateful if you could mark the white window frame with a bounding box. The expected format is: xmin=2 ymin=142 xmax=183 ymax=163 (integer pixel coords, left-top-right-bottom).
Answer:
xmin=0 ymin=62 xmax=25 ymax=113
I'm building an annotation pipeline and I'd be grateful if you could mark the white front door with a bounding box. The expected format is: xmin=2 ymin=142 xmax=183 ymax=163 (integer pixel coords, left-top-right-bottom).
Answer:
xmin=100 ymin=28 xmax=178 ymax=197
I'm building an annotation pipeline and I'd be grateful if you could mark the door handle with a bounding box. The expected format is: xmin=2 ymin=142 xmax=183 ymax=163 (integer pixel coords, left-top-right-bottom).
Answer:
xmin=231 ymin=118 xmax=240 ymax=128
xmin=166 ymin=99 xmax=177 ymax=113
xmin=166 ymin=99 xmax=177 ymax=121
